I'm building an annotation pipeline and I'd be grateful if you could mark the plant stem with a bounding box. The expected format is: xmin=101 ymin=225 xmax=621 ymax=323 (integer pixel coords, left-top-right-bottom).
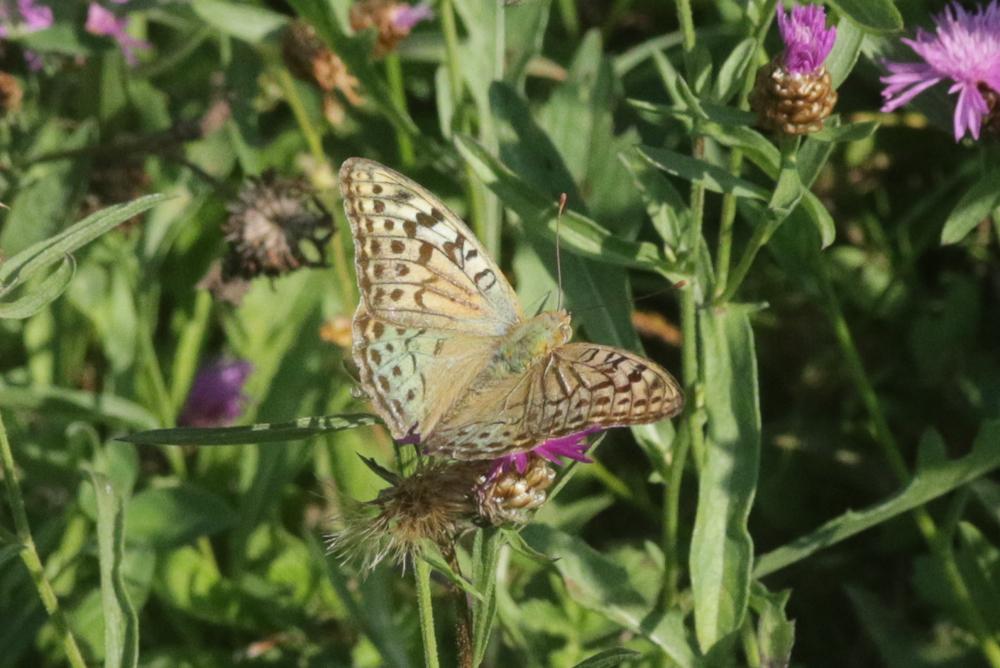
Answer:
xmin=819 ymin=267 xmax=1000 ymax=668
xmin=444 ymin=545 xmax=474 ymax=668
xmin=414 ymin=558 xmax=441 ymax=668
xmin=385 ymin=53 xmax=415 ymax=167
xmin=277 ymin=67 xmax=325 ymax=164
xmin=0 ymin=410 xmax=88 ymax=668
xmin=438 ymin=0 xmax=491 ymax=254
xmin=675 ymin=0 xmax=697 ymax=58
xmin=662 ymin=427 xmax=690 ymax=608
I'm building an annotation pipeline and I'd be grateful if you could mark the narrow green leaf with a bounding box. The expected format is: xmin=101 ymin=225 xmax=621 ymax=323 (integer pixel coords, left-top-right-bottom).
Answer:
xmin=826 ymin=0 xmax=903 ymax=33
xmin=572 ymin=648 xmax=642 ymax=668
xmin=691 ymin=305 xmax=760 ymax=652
xmin=88 ymin=473 xmax=139 ymax=668
xmin=940 ymin=171 xmax=1000 ymax=245
xmin=0 ymin=194 xmax=167 ymax=294
xmin=637 ymin=146 xmax=769 ymax=201
xmin=713 ymin=37 xmax=756 ymax=104
xmin=190 ymin=0 xmax=287 ymax=43
xmin=120 ymin=413 xmax=380 ymax=446
xmin=472 ymin=528 xmax=503 ymax=667
xmin=619 ymin=150 xmax=690 ymax=256
xmin=456 ymin=135 xmax=678 ymax=277
xmin=522 ymin=524 xmax=700 ymax=667
xmin=0 ymin=384 xmax=159 ymax=430
xmin=755 ymin=421 xmax=1000 ymax=577
xmin=810 ymin=120 xmax=880 ymax=143
xmin=0 ymin=256 xmax=74 ymax=320
xmin=825 ymin=17 xmax=864 ymax=88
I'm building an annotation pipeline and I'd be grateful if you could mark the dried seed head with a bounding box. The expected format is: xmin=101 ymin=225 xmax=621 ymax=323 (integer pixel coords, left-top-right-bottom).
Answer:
xmin=223 ymin=174 xmax=333 ymax=280
xmin=0 ymin=71 xmax=22 ymax=114
xmin=477 ymin=455 xmax=556 ymax=526
xmin=282 ymin=20 xmax=363 ymax=106
xmin=349 ymin=0 xmax=433 ymax=58
xmin=750 ymin=58 xmax=837 ymax=135
xmin=328 ymin=459 xmax=489 ymax=572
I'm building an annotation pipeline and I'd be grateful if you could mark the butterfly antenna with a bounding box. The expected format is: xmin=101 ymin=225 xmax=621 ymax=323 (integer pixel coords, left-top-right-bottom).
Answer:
xmin=555 ymin=193 xmax=567 ymax=312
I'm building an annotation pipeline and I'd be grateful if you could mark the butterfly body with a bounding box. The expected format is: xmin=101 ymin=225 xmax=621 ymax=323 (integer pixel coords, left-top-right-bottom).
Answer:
xmin=340 ymin=158 xmax=683 ymax=461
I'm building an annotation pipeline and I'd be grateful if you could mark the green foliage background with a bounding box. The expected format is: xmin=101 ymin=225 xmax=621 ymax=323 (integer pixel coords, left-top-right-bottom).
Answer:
xmin=2 ymin=0 xmax=1000 ymax=666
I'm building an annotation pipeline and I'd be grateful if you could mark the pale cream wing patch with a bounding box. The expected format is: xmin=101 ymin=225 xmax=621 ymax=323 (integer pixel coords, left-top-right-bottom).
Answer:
xmin=340 ymin=158 xmax=522 ymax=336
xmin=353 ymin=306 xmax=498 ymax=439
xmin=423 ymin=343 xmax=684 ymax=460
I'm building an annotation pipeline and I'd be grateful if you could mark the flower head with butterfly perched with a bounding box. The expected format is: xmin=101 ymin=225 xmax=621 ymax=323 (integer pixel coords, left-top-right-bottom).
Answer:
xmin=339 ymin=158 xmax=683 ymax=464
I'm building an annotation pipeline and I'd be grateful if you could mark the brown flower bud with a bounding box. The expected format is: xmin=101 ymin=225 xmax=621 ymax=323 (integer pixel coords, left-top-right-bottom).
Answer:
xmin=0 ymin=72 xmax=23 ymax=114
xmin=477 ymin=456 xmax=556 ymax=526
xmin=750 ymin=57 xmax=837 ymax=136
xmin=281 ymin=20 xmax=363 ymax=106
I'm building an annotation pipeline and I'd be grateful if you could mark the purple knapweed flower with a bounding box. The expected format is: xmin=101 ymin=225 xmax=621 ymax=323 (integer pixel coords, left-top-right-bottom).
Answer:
xmin=390 ymin=2 xmax=433 ymax=31
xmin=85 ymin=2 xmax=150 ymax=66
xmin=179 ymin=360 xmax=253 ymax=428
xmin=881 ymin=1 xmax=1000 ymax=141
xmin=489 ymin=426 xmax=601 ymax=478
xmin=0 ymin=0 xmax=53 ymax=38
xmin=777 ymin=3 xmax=837 ymax=75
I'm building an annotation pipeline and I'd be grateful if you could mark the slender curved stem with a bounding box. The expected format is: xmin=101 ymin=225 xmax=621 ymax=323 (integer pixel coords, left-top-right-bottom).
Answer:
xmin=0 ymin=410 xmax=87 ymax=668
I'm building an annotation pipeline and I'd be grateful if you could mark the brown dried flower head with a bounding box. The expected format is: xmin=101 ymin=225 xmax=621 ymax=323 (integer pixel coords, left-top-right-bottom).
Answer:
xmin=0 ymin=71 xmax=22 ymax=114
xmin=282 ymin=20 xmax=363 ymax=106
xmin=223 ymin=174 xmax=333 ymax=280
xmin=328 ymin=459 xmax=490 ymax=572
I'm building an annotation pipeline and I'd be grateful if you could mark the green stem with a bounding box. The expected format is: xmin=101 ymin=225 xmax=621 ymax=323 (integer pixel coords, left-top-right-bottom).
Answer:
xmin=138 ymin=312 xmax=186 ymax=476
xmin=438 ymin=0 xmax=490 ymax=252
xmin=556 ymin=0 xmax=580 ymax=37
xmin=662 ymin=427 xmax=690 ymax=608
xmin=819 ymin=267 xmax=1000 ymax=668
xmin=385 ymin=53 xmax=415 ymax=167
xmin=415 ymin=558 xmax=441 ymax=668
xmin=169 ymin=289 xmax=213 ymax=412
xmin=0 ymin=410 xmax=88 ymax=668
xmin=277 ymin=67 xmax=325 ymax=164
xmin=675 ymin=0 xmax=697 ymax=58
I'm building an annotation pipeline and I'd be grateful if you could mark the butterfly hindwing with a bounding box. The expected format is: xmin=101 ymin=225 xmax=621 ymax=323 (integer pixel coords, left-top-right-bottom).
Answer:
xmin=340 ymin=158 xmax=522 ymax=336
xmin=423 ymin=343 xmax=684 ymax=460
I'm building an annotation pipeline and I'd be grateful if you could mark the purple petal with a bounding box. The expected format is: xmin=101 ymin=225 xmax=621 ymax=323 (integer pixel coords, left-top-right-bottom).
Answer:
xmin=952 ymin=82 xmax=989 ymax=140
xmin=17 ymin=0 xmax=52 ymax=31
xmin=391 ymin=3 xmax=433 ymax=31
xmin=179 ymin=359 xmax=253 ymax=428
xmin=777 ymin=3 xmax=836 ymax=74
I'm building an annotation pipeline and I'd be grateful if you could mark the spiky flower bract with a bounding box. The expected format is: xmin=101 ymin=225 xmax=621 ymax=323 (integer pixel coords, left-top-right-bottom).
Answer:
xmin=328 ymin=459 xmax=489 ymax=572
xmin=881 ymin=1 xmax=1000 ymax=141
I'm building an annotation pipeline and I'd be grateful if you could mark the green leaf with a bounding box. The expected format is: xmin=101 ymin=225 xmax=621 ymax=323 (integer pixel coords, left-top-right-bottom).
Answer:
xmin=690 ymin=305 xmax=760 ymax=652
xmin=809 ymin=120 xmax=881 ymax=143
xmin=825 ymin=17 xmax=865 ymax=88
xmin=751 ymin=583 xmax=795 ymax=668
xmin=522 ymin=524 xmax=700 ymax=667
xmin=0 ymin=255 xmax=74 ymax=320
xmin=88 ymin=472 xmax=139 ymax=668
xmin=712 ymin=37 xmax=756 ymax=104
xmin=572 ymin=647 xmax=642 ymax=667
xmin=619 ymin=150 xmax=690 ymax=257
xmin=127 ymin=483 xmax=237 ymax=547
xmin=190 ymin=0 xmax=287 ymax=43
xmin=456 ymin=135 xmax=678 ymax=278
xmin=472 ymin=528 xmax=503 ymax=667
xmin=826 ymin=0 xmax=902 ymax=33
xmin=755 ymin=422 xmax=1000 ymax=577
xmin=0 ymin=194 xmax=168 ymax=297
xmin=940 ymin=170 xmax=1000 ymax=245
xmin=637 ymin=146 xmax=769 ymax=201
xmin=0 ymin=384 xmax=159 ymax=430
xmin=120 ymin=413 xmax=380 ymax=446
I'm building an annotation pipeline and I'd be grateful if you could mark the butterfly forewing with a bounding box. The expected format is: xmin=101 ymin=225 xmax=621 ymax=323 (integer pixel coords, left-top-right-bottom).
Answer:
xmin=340 ymin=158 xmax=522 ymax=335
xmin=424 ymin=343 xmax=684 ymax=460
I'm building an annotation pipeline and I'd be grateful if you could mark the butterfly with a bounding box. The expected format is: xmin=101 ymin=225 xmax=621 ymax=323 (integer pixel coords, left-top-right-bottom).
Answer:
xmin=339 ymin=158 xmax=683 ymax=460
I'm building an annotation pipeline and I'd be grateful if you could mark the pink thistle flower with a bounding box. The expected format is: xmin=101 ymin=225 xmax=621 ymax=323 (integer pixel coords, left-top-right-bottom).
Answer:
xmin=390 ymin=2 xmax=433 ymax=32
xmin=777 ymin=3 xmax=837 ymax=75
xmin=0 ymin=0 xmax=52 ymax=37
xmin=489 ymin=426 xmax=601 ymax=478
xmin=179 ymin=359 xmax=253 ymax=428
xmin=880 ymin=1 xmax=1000 ymax=141
xmin=85 ymin=2 xmax=150 ymax=66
